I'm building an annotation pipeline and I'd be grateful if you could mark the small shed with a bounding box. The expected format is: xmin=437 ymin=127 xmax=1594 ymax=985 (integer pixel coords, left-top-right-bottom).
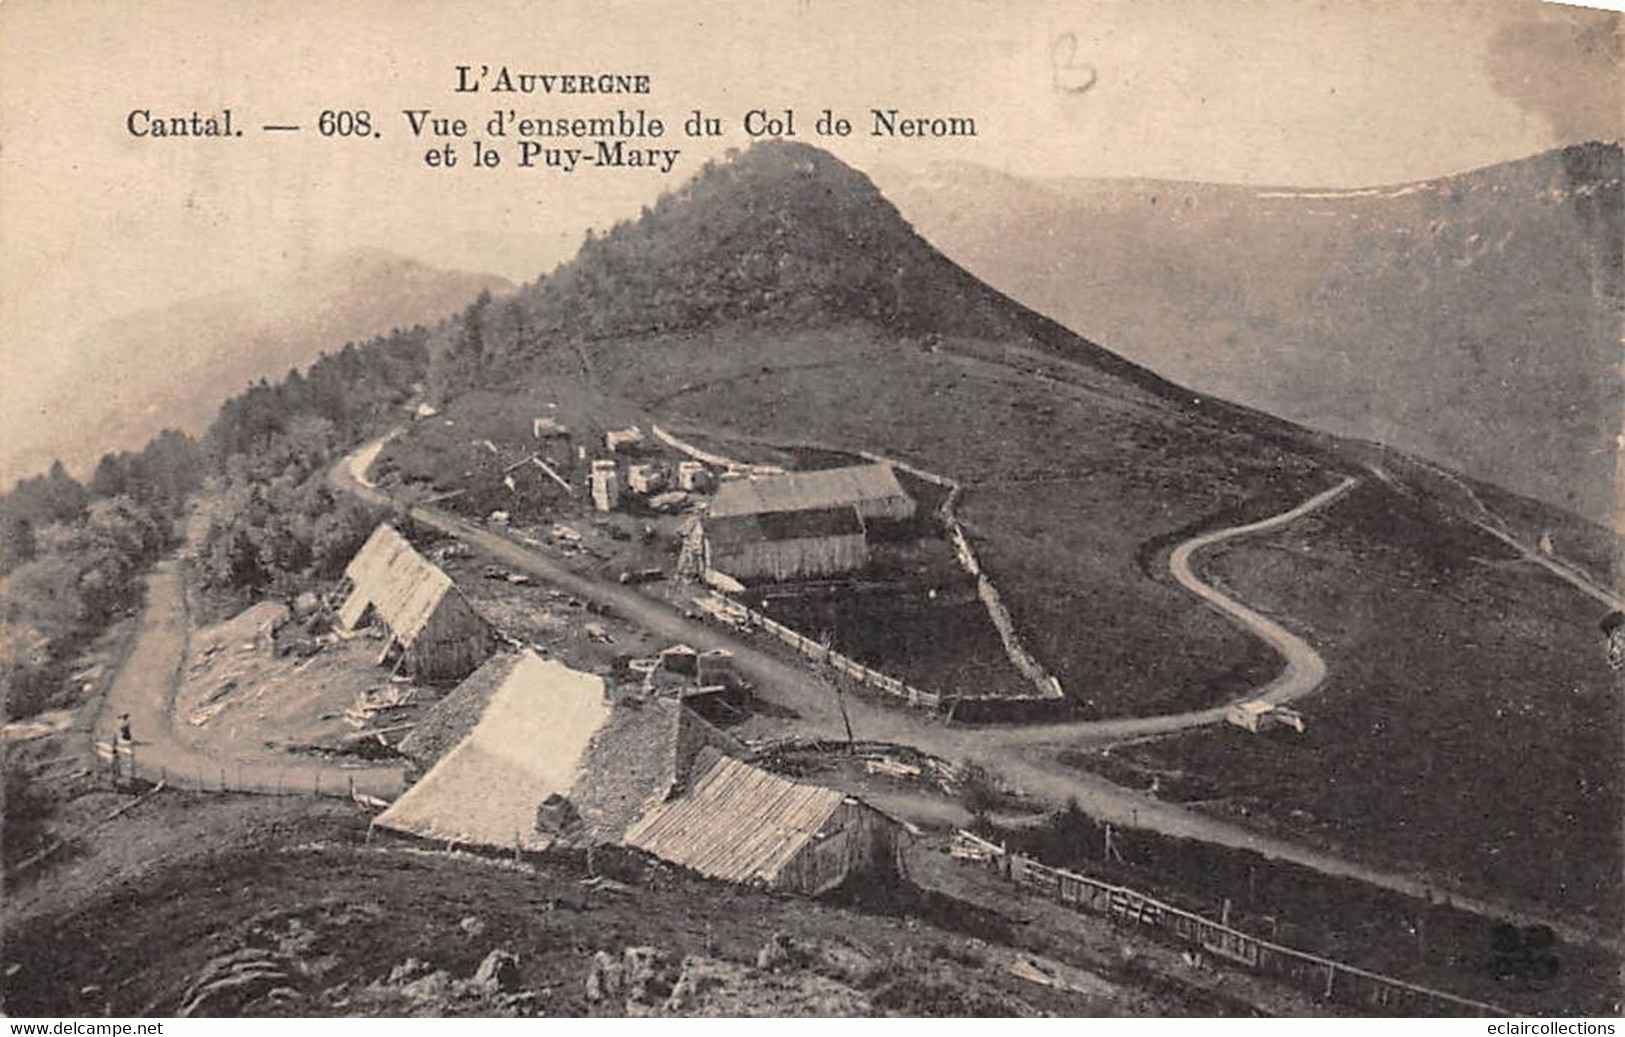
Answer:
xmin=697 ymin=648 xmax=740 ymax=689
xmin=702 ymin=506 xmax=868 ymax=582
xmin=591 ymin=466 xmax=622 ymax=512
xmin=628 ymin=464 xmax=667 ymax=495
xmin=676 ymin=461 xmax=715 ymax=493
xmin=606 ymin=427 xmax=646 ymax=454
xmin=1224 ymin=700 xmax=1305 ymax=734
xmin=338 ymin=525 xmax=494 ymax=681
xmin=623 ymin=749 xmax=908 ymax=896
xmin=533 ymin=417 xmax=571 ymax=439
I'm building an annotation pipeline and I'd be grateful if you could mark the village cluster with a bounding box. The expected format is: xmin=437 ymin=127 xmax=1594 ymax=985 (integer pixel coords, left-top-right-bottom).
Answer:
xmin=328 ymin=516 xmax=911 ymax=896
xmin=292 ymin=403 xmax=944 ymax=895
xmin=491 ymin=408 xmax=920 ymax=587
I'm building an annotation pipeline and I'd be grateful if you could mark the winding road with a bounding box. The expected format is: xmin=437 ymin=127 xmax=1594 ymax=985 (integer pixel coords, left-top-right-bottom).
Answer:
xmin=330 ymin=436 xmax=1614 ymax=950
xmin=92 ymin=520 xmax=405 ymax=800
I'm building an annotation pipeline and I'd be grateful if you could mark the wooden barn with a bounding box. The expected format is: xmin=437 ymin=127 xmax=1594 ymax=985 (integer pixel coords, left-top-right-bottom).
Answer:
xmin=623 ymin=749 xmax=908 ymax=896
xmin=378 ymin=650 xmax=748 ymax=851
xmin=337 ymin=524 xmax=494 ymax=681
xmin=701 ymin=506 xmax=868 ymax=582
xmin=708 ymin=463 xmax=916 ymax=522
xmin=375 ymin=650 xmax=905 ymax=897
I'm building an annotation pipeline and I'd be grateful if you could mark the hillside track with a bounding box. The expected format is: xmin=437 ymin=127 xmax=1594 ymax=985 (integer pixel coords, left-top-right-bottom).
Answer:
xmin=1380 ymin=458 xmax=1623 ymax=608
xmin=91 ymin=559 xmax=405 ymax=799
xmin=334 ymin=437 xmax=1617 ymax=952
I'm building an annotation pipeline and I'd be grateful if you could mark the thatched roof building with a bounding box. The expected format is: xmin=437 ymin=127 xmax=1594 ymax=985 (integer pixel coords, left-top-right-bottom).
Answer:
xmin=338 ymin=524 xmax=493 ymax=681
xmin=376 ymin=650 xmax=908 ymax=895
xmin=378 ymin=650 xmax=745 ymax=849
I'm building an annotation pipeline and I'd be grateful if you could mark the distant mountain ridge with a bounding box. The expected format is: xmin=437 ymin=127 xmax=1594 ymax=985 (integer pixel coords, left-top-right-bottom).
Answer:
xmin=3 ymin=249 xmax=512 ymax=488
xmin=869 ymin=143 xmax=1624 ymax=526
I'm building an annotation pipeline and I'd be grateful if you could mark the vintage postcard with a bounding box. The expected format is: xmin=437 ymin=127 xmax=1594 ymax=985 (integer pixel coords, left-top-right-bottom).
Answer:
xmin=1 ymin=0 xmax=1620 ymax=1022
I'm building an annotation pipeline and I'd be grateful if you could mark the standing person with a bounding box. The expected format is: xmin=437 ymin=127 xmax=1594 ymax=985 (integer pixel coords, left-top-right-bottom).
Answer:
xmin=111 ymin=714 xmax=133 ymax=784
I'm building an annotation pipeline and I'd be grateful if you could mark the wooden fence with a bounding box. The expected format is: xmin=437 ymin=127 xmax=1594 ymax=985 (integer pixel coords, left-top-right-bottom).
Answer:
xmin=857 ymin=451 xmax=1064 ymax=701
xmin=659 ymin=424 xmax=1067 ymax=712
xmin=951 ymin=830 xmax=1511 ymax=1017
xmin=695 ymin=590 xmax=942 ymax=710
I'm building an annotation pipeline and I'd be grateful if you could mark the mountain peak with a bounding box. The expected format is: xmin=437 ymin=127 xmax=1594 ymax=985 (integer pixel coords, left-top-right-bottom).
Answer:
xmin=497 ymin=141 xmax=1037 ymax=346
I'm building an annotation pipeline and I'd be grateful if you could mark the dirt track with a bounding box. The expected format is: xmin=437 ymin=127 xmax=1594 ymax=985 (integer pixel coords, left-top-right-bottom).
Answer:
xmin=332 ymin=437 xmax=1614 ymax=950
xmin=93 ymin=554 xmax=404 ymax=800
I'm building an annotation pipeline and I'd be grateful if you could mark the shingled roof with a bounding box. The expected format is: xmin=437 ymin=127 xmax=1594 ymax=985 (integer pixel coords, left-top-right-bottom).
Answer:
xmin=570 ymin=694 xmax=746 ymax=841
xmin=622 ymin=748 xmax=851 ymax=885
xmin=376 ymin=650 xmax=746 ymax=851
xmin=707 ymin=464 xmax=910 ymax=518
xmin=337 ymin=524 xmax=459 ymax=645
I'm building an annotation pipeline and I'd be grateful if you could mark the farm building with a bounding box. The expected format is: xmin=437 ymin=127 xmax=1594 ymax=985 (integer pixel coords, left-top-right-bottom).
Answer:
xmin=337 ymin=525 xmax=494 ymax=681
xmin=623 ymin=749 xmax=908 ymax=896
xmin=1224 ymin=699 xmax=1305 ymax=734
xmin=701 ymin=506 xmax=869 ymax=582
xmin=379 ymin=650 xmax=746 ymax=849
xmin=707 ymin=463 xmax=915 ymax=523
xmin=378 ymin=650 xmax=905 ymax=895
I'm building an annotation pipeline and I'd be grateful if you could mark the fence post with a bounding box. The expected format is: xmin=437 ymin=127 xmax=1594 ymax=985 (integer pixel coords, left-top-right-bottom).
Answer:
xmin=220 ymin=767 xmax=227 ymax=792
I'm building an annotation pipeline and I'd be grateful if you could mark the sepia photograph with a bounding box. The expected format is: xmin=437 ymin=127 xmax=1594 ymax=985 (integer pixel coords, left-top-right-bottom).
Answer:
xmin=0 ymin=0 xmax=1620 ymax=1022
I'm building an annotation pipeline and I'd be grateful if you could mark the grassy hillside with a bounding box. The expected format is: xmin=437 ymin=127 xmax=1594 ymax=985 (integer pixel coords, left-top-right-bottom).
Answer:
xmin=2 ymin=799 xmax=1290 ymax=1017
xmin=870 ymin=144 xmax=1624 ymax=528
xmin=1073 ymin=477 xmax=1623 ymax=926
xmin=397 ymin=140 xmax=1618 ymax=932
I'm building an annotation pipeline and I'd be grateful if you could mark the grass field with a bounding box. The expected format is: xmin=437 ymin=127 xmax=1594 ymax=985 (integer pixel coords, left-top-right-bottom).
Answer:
xmin=587 ymin=322 xmax=1327 ymax=718
xmin=372 ymin=318 xmax=1623 ymax=931
xmin=557 ymin=320 xmax=1622 ymax=927
xmin=758 ymin=536 xmax=1035 ymax=700
xmin=1069 ymin=479 xmax=1623 ymax=927
xmin=3 ymin=800 xmax=1306 ymax=1017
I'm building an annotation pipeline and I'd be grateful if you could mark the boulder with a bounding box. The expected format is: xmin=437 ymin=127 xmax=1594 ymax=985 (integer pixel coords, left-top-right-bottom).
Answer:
xmin=585 ymin=950 xmax=624 ymax=1003
xmin=756 ymin=931 xmax=796 ymax=972
xmin=471 ymin=949 xmax=522 ymax=993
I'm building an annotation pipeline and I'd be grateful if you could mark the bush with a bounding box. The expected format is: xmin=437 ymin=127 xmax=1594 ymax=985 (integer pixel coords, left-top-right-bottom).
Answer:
xmin=958 ymin=760 xmax=1003 ymax=819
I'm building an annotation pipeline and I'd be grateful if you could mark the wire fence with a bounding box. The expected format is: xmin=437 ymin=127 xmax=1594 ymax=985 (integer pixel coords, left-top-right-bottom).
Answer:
xmin=101 ymin=741 xmax=403 ymax=802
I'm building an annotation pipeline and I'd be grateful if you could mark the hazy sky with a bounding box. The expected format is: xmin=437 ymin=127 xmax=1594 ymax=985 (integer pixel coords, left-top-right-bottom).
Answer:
xmin=1 ymin=0 xmax=1620 ymax=422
